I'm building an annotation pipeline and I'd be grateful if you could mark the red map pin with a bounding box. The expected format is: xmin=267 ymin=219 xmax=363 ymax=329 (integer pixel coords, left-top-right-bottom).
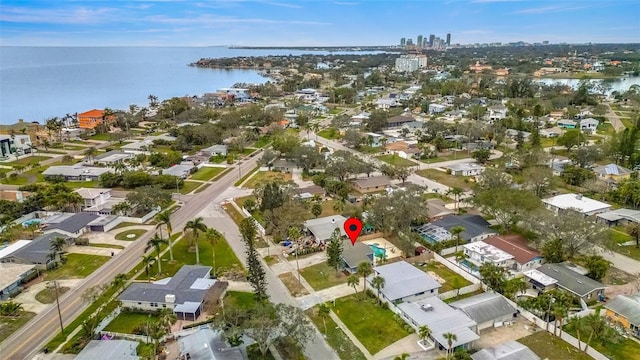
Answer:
xmin=344 ymin=217 xmax=363 ymax=246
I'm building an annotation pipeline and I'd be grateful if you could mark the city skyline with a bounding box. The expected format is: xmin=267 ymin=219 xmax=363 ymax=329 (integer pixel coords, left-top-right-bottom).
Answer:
xmin=1 ymin=0 xmax=639 ymax=47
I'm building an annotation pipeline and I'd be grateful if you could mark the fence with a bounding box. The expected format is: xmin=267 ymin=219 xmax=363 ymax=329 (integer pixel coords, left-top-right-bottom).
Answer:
xmin=95 ymin=306 xmax=122 ymax=333
xmin=433 ymin=253 xmax=480 ymax=284
xmin=438 ymin=283 xmax=482 ymax=300
xmin=240 ymin=206 xmax=266 ymax=236
xmin=120 ymin=209 xmax=159 ymax=224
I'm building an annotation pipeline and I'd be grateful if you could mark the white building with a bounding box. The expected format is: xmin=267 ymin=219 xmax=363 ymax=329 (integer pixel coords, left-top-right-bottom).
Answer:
xmin=428 ymin=104 xmax=447 ymax=114
xmin=542 ymin=193 xmax=612 ymax=216
xmin=488 ymin=106 xmax=507 ymax=121
xmin=0 ymin=134 xmax=33 ymax=159
xmin=394 ymin=55 xmax=428 ymax=72
xmin=444 ymin=163 xmax=486 ymax=176
xmin=367 ymin=261 xmax=441 ymax=304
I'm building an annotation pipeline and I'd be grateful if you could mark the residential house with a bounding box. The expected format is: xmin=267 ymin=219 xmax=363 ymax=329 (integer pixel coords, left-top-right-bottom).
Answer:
xmin=201 ymin=144 xmax=228 ymax=157
xmin=0 ymin=263 xmax=36 ymax=300
xmin=375 ymin=98 xmax=401 ymax=110
xmin=540 ymin=127 xmax=563 ymax=138
xmin=42 ymin=212 xmax=99 ymax=238
xmin=604 ymin=293 xmax=640 ymax=338
xmin=415 ymin=215 xmax=496 ymax=244
xmin=296 ymin=185 xmax=325 ymax=200
xmin=549 ymin=159 xmax=571 ymax=176
xmin=524 ymin=263 xmax=606 ymax=302
xmin=75 ymin=187 xmax=125 ymax=215
xmin=0 ymin=134 xmax=33 ymax=159
xmin=385 ymin=141 xmax=420 ymax=159
xmin=365 ymin=133 xmax=384 ymax=147
xmin=386 ymin=115 xmax=415 ymax=129
xmin=427 ymin=199 xmax=455 ymax=219
xmin=488 ymin=106 xmax=507 ymax=121
xmin=557 ymin=119 xmax=577 ymax=129
xmin=444 ymin=163 xmax=485 ymax=176
xmin=119 ymin=265 xmax=227 ymax=321
xmin=450 ymin=293 xmax=517 ymax=331
xmin=42 ymin=165 xmax=113 ymax=182
xmin=93 ymin=150 xmax=133 ymax=166
xmin=0 ymin=232 xmax=71 ymax=269
xmin=596 ymin=208 xmax=640 ymax=227
xmin=271 ymin=159 xmax=297 ymax=172
xmin=75 ymin=340 xmax=139 ymax=360
xmin=303 ymin=215 xmax=347 ymax=243
xmin=351 ymin=112 xmax=370 ymax=127
xmin=579 ymin=118 xmax=599 ymax=134
xmin=341 ymin=239 xmax=374 ymax=273
xmin=163 ymin=162 xmax=196 ymax=179
xmin=397 ymin=297 xmax=480 ymax=351
xmin=177 ymin=328 xmax=243 ymax=360
xmin=429 ymin=104 xmax=447 ymax=114
xmin=542 ymin=193 xmax=612 ymax=216
xmin=352 ymin=176 xmax=391 ymax=193
xmin=505 ymin=129 xmax=531 ymax=141
xmin=462 ymin=241 xmax=514 ymax=273
xmin=367 ymin=261 xmax=441 ymax=304
xmin=86 ymin=215 xmax=123 ymax=232
xmin=483 ymin=235 xmax=543 ymax=272
xmin=0 ymin=190 xmax=30 ymax=202
xmin=78 ymin=109 xmax=115 ymax=130
xmin=471 ymin=341 xmax=540 ymax=360
xmin=592 ymin=163 xmax=632 ymax=183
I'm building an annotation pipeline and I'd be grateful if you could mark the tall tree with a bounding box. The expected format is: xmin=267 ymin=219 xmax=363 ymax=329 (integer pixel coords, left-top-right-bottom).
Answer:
xmin=357 ymin=261 xmax=373 ymax=296
xmin=627 ymin=222 xmax=640 ymax=248
xmin=584 ymin=255 xmax=610 ymax=282
xmin=155 ymin=210 xmax=174 ymax=262
xmin=371 ymin=276 xmax=386 ymax=305
xmin=326 ymin=229 xmax=344 ymax=273
xmin=479 ymin=263 xmax=507 ymax=294
xmin=443 ymin=332 xmax=457 ymax=360
xmin=185 ymin=217 xmax=207 ymax=264
xmin=347 ymin=274 xmax=360 ymax=295
xmin=240 ymin=218 xmax=268 ymax=302
xmin=206 ymin=228 xmax=224 ymax=277
xmin=450 ymin=226 xmax=465 ymax=253
xmin=146 ymin=234 xmax=167 ymax=274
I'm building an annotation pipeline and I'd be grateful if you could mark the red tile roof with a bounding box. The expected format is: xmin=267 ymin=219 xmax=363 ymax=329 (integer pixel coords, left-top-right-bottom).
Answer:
xmin=78 ymin=109 xmax=104 ymax=118
xmin=484 ymin=235 xmax=541 ymax=264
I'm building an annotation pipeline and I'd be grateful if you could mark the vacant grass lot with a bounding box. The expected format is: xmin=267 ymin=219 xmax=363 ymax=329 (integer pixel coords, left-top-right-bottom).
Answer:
xmin=46 ymin=254 xmax=110 ymax=280
xmin=333 ymin=295 xmax=411 ymax=355
xmin=300 ymin=262 xmax=348 ymax=291
xmin=376 ymin=154 xmax=416 ymax=167
xmin=317 ymin=128 xmax=340 ymax=140
xmin=414 ymin=261 xmax=472 ymax=292
xmin=517 ymin=331 xmax=592 ymax=360
xmin=0 ymin=312 xmax=36 ymax=340
xmin=35 ymin=286 xmax=70 ymax=304
xmin=224 ymin=291 xmax=256 ymax=310
xmin=306 ymin=306 xmax=367 ymax=360
xmin=7 ymin=156 xmax=52 ymax=166
xmin=180 ymin=180 xmax=202 ymax=194
xmin=191 ymin=167 xmax=225 ymax=181
xmin=243 ymin=171 xmax=291 ymax=189
xmin=104 ymin=311 xmax=159 ymax=334
xmin=115 ymin=229 xmax=148 ymax=241
xmin=278 ymin=272 xmax=309 ymax=297
xmin=417 ymin=169 xmax=472 ymax=191
xmin=608 ymin=228 xmax=640 ymax=261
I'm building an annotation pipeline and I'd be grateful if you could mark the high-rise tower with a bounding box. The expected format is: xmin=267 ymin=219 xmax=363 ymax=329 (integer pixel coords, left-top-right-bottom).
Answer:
xmin=417 ymin=35 xmax=423 ymax=48
xmin=446 ymin=33 xmax=451 ymax=46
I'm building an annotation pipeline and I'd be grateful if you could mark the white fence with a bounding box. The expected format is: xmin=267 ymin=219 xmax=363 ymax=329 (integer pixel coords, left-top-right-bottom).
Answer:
xmin=120 ymin=209 xmax=159 ymax=224
xmin=241 ymin=206 xmax=266 ymax=236
xmin=95 ymin=307 xmax=121 ymax=333
xmin=438 ymin=283 xmax=482 ymax=300
xmin=433 ymin=253 xmax=480 ymax=284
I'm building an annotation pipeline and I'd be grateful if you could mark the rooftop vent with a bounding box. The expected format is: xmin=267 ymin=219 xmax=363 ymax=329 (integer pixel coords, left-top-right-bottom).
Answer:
xmin=420 ymin=304 xmax=433 ymax=312
xmin=576 ymin=193 xmax=583 ymax=200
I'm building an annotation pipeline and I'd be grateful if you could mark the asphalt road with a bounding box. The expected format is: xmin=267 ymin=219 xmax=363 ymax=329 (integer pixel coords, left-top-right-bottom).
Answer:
xmin=0 ymin=155 xmax=263 ymax=360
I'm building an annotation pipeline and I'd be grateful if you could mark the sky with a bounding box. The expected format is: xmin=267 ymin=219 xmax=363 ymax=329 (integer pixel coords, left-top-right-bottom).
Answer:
xmin=1 ymin=0 xmax=639 ymax=46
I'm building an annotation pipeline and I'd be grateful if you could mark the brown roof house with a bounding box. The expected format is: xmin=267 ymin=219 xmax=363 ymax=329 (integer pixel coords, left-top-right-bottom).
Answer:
xmin=352 ymin=175 xmax=391 ymax=193
xmin=484 ymin=235 xmax=543 ymax=272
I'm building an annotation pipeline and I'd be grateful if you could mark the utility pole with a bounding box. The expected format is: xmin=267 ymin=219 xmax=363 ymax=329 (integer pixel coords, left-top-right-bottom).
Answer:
xmin=175 ymin=177 xmax=180 ymax=201
xmin=52 ymin=281 xmax=64 ymax=334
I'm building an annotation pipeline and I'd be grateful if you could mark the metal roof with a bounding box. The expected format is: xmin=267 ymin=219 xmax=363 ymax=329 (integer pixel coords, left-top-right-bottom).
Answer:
xmin=471 ymin=340 xmax=540 ymax=360
xmin=304 ymin=215 xmax=347 ymax=242
xmin=75 ymin=340 xmax=139 ymax=360
xmin=178 ymin=328 xmax=243 ymax=360
xmin=449 ymin=292 xmax=516 ymax=325
xmin=370 ymin=261 xmax=441 ymax=301
xmin=604 ymin=294 xmax=640 ymax=325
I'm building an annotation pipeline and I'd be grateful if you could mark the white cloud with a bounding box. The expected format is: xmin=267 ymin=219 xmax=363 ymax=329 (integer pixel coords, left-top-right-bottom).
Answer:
xmin=515 ymin=4 xmax=594 ymax=14
xmin=1 ymin=6 xmax=118 ymax=25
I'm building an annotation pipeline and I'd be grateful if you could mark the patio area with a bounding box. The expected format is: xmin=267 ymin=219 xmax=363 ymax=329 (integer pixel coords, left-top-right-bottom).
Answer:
xmin=362 ymin=238 xmax=402 ymax=261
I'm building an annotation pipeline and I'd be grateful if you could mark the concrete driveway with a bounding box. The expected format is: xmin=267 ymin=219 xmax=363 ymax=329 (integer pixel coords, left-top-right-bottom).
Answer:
xmin=474 ymin=315 xmax=537 ymax=349
xmin=13 ymin=279 xmax=83 ymax=314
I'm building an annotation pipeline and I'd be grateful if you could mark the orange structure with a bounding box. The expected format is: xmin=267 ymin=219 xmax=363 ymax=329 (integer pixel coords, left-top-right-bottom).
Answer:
xmin=78 ymin=109 xmax=115 ymax=130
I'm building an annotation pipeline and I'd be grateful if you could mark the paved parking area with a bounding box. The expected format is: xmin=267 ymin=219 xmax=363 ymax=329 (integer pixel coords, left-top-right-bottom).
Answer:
xmin=474 ymin=315 xmax=538 ymax=349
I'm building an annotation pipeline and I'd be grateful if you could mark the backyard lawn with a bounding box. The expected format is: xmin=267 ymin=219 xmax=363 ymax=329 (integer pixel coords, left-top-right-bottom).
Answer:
xmin=414 ymin=261 xmax=472 ymax=292
xmin=376 ymin=154 xmax=416 ymax=168
xmin=104 ymin=311 xmax=159 ymax=334
xmin=517 ymin=331 xmax=593 ymax=360
xmin=608 ymin=228 xmax=640 ymax=261
xmin=45 ymin=254 xmax=110 ymax=280
xmin=333 ymin=295 xmax=411 ymax=355
xmin=300 ymin=262 xmax=348 ymax=291
xmin=191 ymin=167 xmax=225 ymax=181
xmin=7 ymin=156 xmax=52 ymax=166
xmin=180 ymin=180 xmax=202 ymax=194
xmin=306 ymin=307 xmax=367 ymax=360
xmin=243 ymin=171 xmax=292 ymax=189
xmin=564 ymin=321 xmax=640 ymax=360
xmin=224 ymin=291 xmax=256 ymax=310
xmin=416 ymin=169 xmax=472 ymax=191
xmin=115 ymin=229 xmax=148 ymax=241
xmin=0 ymin=312 xmax=36 ymax=340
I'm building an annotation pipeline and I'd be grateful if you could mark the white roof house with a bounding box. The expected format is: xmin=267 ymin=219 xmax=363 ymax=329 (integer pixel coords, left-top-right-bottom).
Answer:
xmin=444 ymin=163 xmax=486 ymax=176
xmin=522 ymin=269 xmax=558 ymax=287
xmin=471 ymin=340 xmax=540 ymax=360
xmin=542 ymin=193 xmax=611 ymax=216
xmin=75 ymin=340 xmax=139 ymax=360
xmin=303 ymin=215 xmax=347 ymax=242
xmin=368 ymin=261 xmax=441 ymax=303
xmin=463 ymin=241 xmax=514 ymax=268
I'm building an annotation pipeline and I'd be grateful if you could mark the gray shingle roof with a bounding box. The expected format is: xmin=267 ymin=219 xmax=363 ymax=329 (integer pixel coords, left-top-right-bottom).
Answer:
xmin=119 ymin=265 xmax=212 ymax=304
xmin=341 ymin=239 xmax=373 ymax=269
xmin=178 ymin=328 xmax=243 ymax=360
xmin=304 ymin=215 xmax=347 ymax=242
xmin=537 ymin=263 xmax=606 ymax=297
xmin=604 ymin=294 xmax=640 ymax=325
xmin=370 ymin=261 xmax=441 ymax=301
xmin=76 ymin=340 xmax=139 ymax=360
xmin=471 ymin=341 xmax=540 ymax=360
xmin=44 ymin=212 xmax=99 ymax=234
xmin=9 ymin=232 xmax=69 ymax=264
xmin=449 ymin=292 xmax=516 ymax=325
xmin=431 ymin=214 xmax=496 ymax=241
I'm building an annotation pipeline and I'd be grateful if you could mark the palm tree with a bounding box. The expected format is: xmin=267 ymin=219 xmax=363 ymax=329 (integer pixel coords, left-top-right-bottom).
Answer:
xmin=185 ymin=217 xmax=207 ymax=264
xmin=371 ymin=275 xmax=385 ymax=304
xmin=49 ymin=237 xmax=66 ymax=264
xmin=450 ymin=226 xmax=465 ymax=254
xmin=317 ymin=303 xmax=330 ymax=334
xmin=206 ymin=228 xmax=223 ymax=276
xmin=111 ymin=273 xmax=128 ymax=293
xmin=155 ymin=210 xmax=174 ymax=262
xmin=443 ymin=332 xmax=457 ymax=359
xmin=288 ymin=226 xmax=304 ymax=284
xmin=83 ymin=146 xmax=98 ymax=165
xmin=158 ymin=308 xmax=177 ymax=333
xmin=113 ymin=162 xmax=127 ymax=175
xmin=332 ymin=197 xmax=346 ymax=213
xmin=627 ymin=222 xmax=640 ymax=248
xmin=146 ymin=234 xmax=167 ymax=275
xmin=347 ymin=274 xmax=360 ymax=295
xmin=418 ymin=325 xmax=432 ymax=346
xmin=446 ymin=186 xmax=464 ymax=212
xmin=141 ymin=255 xmax=155 ymax=281
xmin=357 ymin=261 xmax=373 ymax=296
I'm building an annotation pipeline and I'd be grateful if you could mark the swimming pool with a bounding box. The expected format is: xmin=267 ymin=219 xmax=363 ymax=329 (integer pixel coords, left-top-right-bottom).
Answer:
xmin=460 ymin=259 xmax=479 ymax=271
xmin=368 ymin=243 xmax=386 ymax=258
xmin=22 ymin=218 xmax=42 ymax=227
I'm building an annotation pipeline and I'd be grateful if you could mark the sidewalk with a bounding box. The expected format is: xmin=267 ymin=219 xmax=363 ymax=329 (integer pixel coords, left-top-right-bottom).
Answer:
xmin=329 ymin=311 xmax=373 ymax=360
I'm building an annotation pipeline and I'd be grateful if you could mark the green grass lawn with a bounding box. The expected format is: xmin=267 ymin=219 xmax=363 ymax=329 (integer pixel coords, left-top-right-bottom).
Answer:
xmin=89 ymin=133 xmax=112 ymax=141
xmin=0 ymin=174 xmax=32 ymax=185
xmin=138 ymin=233 xmax=243 ymax=280
xmin=333 ymin=295 xmax=411 ymax=355
xmin=416 ymin=169 xmax=472 ymax=191
xmin=61 ymin=180 xmax=99 ymax=189
xmin=89 ymin=243 xmax=125 ymax=250
xmin=563 ymin=324 xmax=640 ymax=360
xmin=180 ymin=180 xmax=202 ymax=194
xmin=224 ymin=291 xmax=256 ymax=310
xmin=191 ymin=167 xmax=225 ymax=181
xmin=376 ymin=154 xmax=416 ymax=168
xmin=306 ymin=306 xmax=367 ymax=360
xmin=103 ymin=311 xmax=159 ymax=334
xmin=0 ymin=312 xmax=36 ymax=340
xmin=45 ymin=254 xmax=110 ymax=280
xmin=317 ymin=128 xmax=341 ymax=140
xmin=243 ymin=171 xmax=291 ymax=189
xmin=253 ymin=136 xmax=272 ymax=148
xmin=194 ymin=183 xmax=211 ymax=193
xmin=414 ymin=261 xmax=472 ymax=292
xmin=517 ymin=331 xmax=593 ymax=360
xmin=35 ymin=286 xmax=70 ymax=304
xmin=300 ymin=262 xmax=348 ymax=291
xmin=234 ymin=166 xmax=259 ymax=186
xmin=115 ymin=229 xmax=148 ymax=241
xmin=113 ymin=222 xmax=140 ymax=229
xmin=607 ymin=228 xmax=640 ymax=261
xmin=7 ymin=155 xmax=52 ymax=166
